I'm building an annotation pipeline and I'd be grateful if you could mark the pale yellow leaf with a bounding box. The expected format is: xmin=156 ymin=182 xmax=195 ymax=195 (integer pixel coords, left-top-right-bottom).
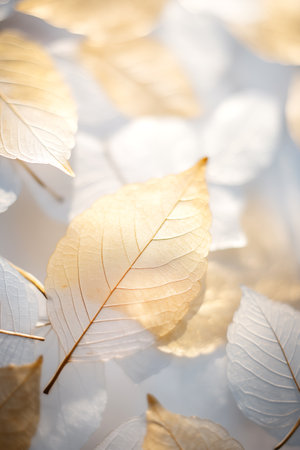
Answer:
xmin=143 ymin=394 xmax=244 ymax=449
xmin=80 ymin=38 xmax=200 ymax=117
xmin=17 ymin=0 xmax=167 ymax=44
xmin=44 ymin=159 xmax=211 ymax=393
xmin=229 ymin=0 xmax=300 ymax=64
xmin=0 ymin=31 xmax=77 ymax=175
xmin=286 ymin=73 xmax=300 ymax=148
xmin=160 ymin=194 xmax=300 ymax=357
xmin=0 ymin=356 xmax=42 ymax=450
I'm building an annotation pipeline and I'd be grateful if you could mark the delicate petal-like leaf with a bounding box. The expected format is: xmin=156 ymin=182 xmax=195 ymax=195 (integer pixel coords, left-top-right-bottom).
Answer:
xmin=44 ymin=159 xmax=211 ymax=392
xmin=0 ymin=356 xmax=42 ymax=450
xmin=144 ymin=394 xmax=244 ymax=449
xmin=80 ymin=38 xmax=199 ymax=117
xmin=0 ymin=31 xmax=77 ymax=175
xmin=286 ymin=73 xmax=300 ymax=148
xmin=0 ymin=256 xmax=44 ymax=366
xmin=95 ymin=416 xmax=146 ymax=450
xmin=204 ymin=91 xmax=280 ymax=185
xmin=229 ymin=0 xmax=300 ymax=65
xmin=0 ymin=158 xmax=21 ymax=213
xmin=17 ymin=0 xmax=167 ymax=44
xmin=227 ymin=287 xmax=300 ymax=447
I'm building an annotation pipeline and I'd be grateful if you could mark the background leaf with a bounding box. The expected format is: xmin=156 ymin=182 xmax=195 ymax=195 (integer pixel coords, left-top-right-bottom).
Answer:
xmin=95 ymin=416 xmax=145 ymax=450
xmin=80 ymin=38 xmax=199 ymax=117
xmin=286 ymin=73 xmax=300 ymax=149
xmin=227 ymin=287 xmax=300 ymax=447
xmin=17 ymin=0 xmax=167 ymax=44
xmin=0 ymin=158 xmax=21 ymax=213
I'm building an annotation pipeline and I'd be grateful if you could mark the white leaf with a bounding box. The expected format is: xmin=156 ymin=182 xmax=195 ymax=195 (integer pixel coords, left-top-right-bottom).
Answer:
xmin=180 ymin=0 xmax=262 ymax=24
xmin=227 ymin=287 xmax=300 ymax=446
xmin=0 ymin=256 xmax=42 ymax=366
xmin=31 ymin=330 xmax=107 ymax=450
xmin=209 ymin=185 xmax=246 ymax=251
xmin=95 ymin=416 xmax=146 ymax=450
xmin=0 ymin=158 xmax=21 ymax=213
xmin=204 ymin=91 xmax=280 ymax=185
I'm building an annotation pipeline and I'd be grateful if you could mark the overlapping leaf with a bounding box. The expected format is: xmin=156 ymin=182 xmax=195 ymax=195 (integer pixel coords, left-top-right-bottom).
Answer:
xmin=80 ymin=38 xmax=199 ymax=117
xmin=44 ymin=160 xmax=211 ymax=392
xmin=17 ymin=0 xmax=167 ymax=44
xmin=0 ymin=31 xmax=77 ymax=175
xmin=95 ymin=416 xmax=145 ymax=450
xmin=144 ymin=394 xmax=244 ymax=449
xmin=227 ymin=288 xmax=300 ymax=448
xmin=0 ymin=356 xmax=42 ymax=450
xmin=0 ymin=257 xmax=44 ymax=366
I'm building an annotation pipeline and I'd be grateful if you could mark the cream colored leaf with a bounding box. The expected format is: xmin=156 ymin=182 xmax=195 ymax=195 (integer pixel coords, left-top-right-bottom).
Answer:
xmin=144 ymin=394 xmax=244 ymax=449
xmin=0 ymin=31 xmax=77 ymax=175
xmin=44 ymin=159 xmax=211 ymax=392
xmin=96 ymin=416 xmax=146 ymax=450
xmin=17 ymin=0 xmax=167 ymax=44
xmin=286 ymin=73 xmax=300 ymax=148
xmin=0 ymin=356 xmax=42 ymax=450
xmin=229 ymin=0 xmax=300 ymax=64
xmin=159 ymin=193 xmax=300 ymax=357
xmin=80 ymin=38 xmax=199 ymax=117
xmin=227 ymin=288 xmax=300 ymax=448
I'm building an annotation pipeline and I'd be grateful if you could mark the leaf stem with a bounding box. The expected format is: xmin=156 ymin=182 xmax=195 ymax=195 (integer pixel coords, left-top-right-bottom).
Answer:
xmin=274 ymin=418 xmax=300 ymax=450
xmin=18 ymin=160 xmax=64 ymax=202
xmin=9 ymin=261 xmax=47 ymax=298
xmin=0 ymin=329 xmax=45 ymax=341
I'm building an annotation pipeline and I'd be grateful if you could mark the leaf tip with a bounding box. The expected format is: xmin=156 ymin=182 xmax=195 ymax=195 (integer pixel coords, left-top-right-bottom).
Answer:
xmin=147 ymin=393 xmax=158 ymax=407
xmin=62 ymin=160 xmax=75 ymax=177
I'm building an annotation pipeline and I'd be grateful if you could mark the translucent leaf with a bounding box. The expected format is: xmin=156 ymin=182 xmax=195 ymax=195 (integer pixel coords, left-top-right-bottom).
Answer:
xmin=95 ymin=416 xmax=145 ymax=450
xmin=17 ymin=0 xmax=167 ymax=44
xmin=204 ymin=91 xmax=280 ymax=185
xmin=0 ymin=158 xmax=21 ymax=213
xmin=0 ymin=31 xmax=77 ymax=175
xmin=44 ymin=160 xmax=211 ymax=393
xmin=31 ymin=330 xmax=107 ymax=450
xmin=286 ymin=73 xmax=300 ymax=148
xmin=229 ymin=0 xmax=300 ymax=65
xmin=227 ymin=287 xmax=300 ymax=448
xmin=144 ymin=394 xmax=244 ymax=449
xmin=80 ymin=38 xmax=199 ymax=117
xmin=0 ymin=356 xmax=42 ymax=450
xmin=0 ymin=256 xmax=44 ymax=366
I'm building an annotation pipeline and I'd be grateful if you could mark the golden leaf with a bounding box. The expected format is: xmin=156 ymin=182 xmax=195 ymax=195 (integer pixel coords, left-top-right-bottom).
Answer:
xmin=0 ymin=31 xmax=77 ymax=175
xmin=16 ymin=0 xmax=167 ymax=44
xmin=286 ymin=73 xmax=300 ymax=148
xmin=160 ymin=194 xmax=300 ymax=357
xmin=144 ymin=394 xmax=244 ymax=449
xmin=44 ymin=159 xmax=211 ymax=392
xmin=80 ymin=38 xmax=200 ymax=117
xmin=229 ymin=0 xmax=300 ymax=64
xmin=0 ymin=356 xmax=42 ymax=450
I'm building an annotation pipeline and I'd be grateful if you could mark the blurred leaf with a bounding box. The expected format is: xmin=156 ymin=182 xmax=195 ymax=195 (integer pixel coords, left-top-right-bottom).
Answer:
xmin=44 ymin=159 xmax=211 ymax=393
xmin=95 ymin=416 xmax=146 ymax=450
xmin=159 ymin=195 xmax=300 ymax=357
xmin=17 ymin=0 xmax=167 ymax=44
xmin=0 ymin=356 xmax=42 ymax=450
xmin=144 ymin=394 xmax=244 ymax=449
xmin=204 ymin=91 xmax=280 ymax=185
xmin=286 ymin=73 xmax=300 ymax=148
xmin=0 ymin=31 xmax=77 ymax=175
xmin=0 ymin=256 xmax=45 ymax=366
xmin=0 ymin=158 xmax=21 ymax=213
xmin=80 ymin=38 xmax=200 ymax=117
xmin=227 ymin=287 xmax=300 ymax=449
xmin=229 ymin=0 xmax=300 ymax=64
